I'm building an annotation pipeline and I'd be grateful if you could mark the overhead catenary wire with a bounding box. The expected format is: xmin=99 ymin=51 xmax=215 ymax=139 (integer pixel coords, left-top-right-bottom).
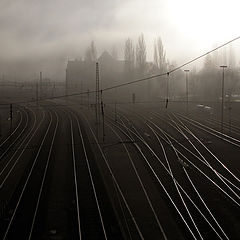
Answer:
xmin=102 ymin=35 xmax=240 ymax=92
xmin=168 ymin=36 xmax=240 ymax=74
xmin=5 ymin=35 xmax=240 ymax=106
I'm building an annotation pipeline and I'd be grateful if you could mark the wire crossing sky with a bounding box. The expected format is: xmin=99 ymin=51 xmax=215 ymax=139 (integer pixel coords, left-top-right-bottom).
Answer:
xmin=99 ymin=36 xmax=240 ymax=92
xmin=10 ymin=35 xmax=240 ymax=105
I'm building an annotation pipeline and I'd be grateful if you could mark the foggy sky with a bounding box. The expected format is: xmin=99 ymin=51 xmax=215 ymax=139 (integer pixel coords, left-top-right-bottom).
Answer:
xmin=0 ymin=0 xmax=240 ymax=80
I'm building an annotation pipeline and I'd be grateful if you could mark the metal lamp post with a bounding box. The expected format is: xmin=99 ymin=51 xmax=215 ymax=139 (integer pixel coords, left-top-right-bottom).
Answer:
xmin=220 ymin=65 xmax=227 ymax=134
xmin=184 ymin=70 xmax=190 ymax=115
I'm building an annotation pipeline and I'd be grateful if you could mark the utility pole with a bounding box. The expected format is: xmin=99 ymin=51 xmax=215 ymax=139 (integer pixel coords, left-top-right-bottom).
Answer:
xmin=36 ymin=80 xmax=39 ymax=106
xmin=65 ymin=68 xmax=68 ymax=102
xmin=114 ymin=101 xmax=117 ymax=122
xmin=184 ymin=70 xmax=190 ymax=115
xmin=96 ymin=62 xmax=100 ymax=138
xmin=0 ymin=113 xmax=1 ymax=137
xmin=101 ymin=90 xmax=105 ymax=142
xmin=87 ymin=89 xmax=90 ymax=109
xmin=9 ymin=103 xmax=13 ymax=132
xmin=220 ymin=65 xmax=227 ymax=134
xmin=40 ymin=71 xmax=42 ymax=100
xmin=166 ymin=72 xmax=170 ymax=109
xmin=52 ymin=82 xmax=55 ymax=97
xmin=228 ymin=91 xmax=232 ymax=134
xmin=80 ymin=80 xmax=83 ymax=105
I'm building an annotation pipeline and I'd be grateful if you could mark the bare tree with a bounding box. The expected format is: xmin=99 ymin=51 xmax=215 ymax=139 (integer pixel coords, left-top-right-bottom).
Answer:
xmin=152 ymin=37 xmax=168 ymax=99
xmin=204 ymin=54 xmax=213 ymax=70
xmin=136 ymin=33 xmax=146 ymax=75
xmin=85 ymin=41 xmax=97 ymax=62
xmin=153 ymin=42 xmax=158 ymax=69
xmin=228 ymin=44 xmax=235 ymax=68
xmin=123 ymin=38 xmax=135 ymax=99
xmin=111 ymin=45 xmax=118 ymax=60
xmin=124 ymin=38 xmax=135 ymax=73
xmin=212 ymin=43 xmax=219 ymax=66
xmin=153 ymin=37 xmax=166 ymax=72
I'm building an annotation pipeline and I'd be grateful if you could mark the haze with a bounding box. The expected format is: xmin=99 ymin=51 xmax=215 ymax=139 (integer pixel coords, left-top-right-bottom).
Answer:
xmin=0 ymin=0 xmax=240 ymax=80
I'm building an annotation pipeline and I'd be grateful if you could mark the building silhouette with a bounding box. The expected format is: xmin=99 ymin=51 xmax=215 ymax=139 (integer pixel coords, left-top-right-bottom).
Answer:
xmin=66 ymin=51 xmax=124 ymax=96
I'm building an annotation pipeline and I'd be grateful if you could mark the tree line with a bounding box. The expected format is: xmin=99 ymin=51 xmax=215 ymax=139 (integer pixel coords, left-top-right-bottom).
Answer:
xmin=81 ymin=37 xmax=240 ymax=102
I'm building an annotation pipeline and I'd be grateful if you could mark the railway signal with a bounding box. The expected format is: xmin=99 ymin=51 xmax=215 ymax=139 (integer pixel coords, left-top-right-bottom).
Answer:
xmin=9 ymin=103 xmax=12 ymax=120
xmin=165 ymin=98 xmax=169 ymax=109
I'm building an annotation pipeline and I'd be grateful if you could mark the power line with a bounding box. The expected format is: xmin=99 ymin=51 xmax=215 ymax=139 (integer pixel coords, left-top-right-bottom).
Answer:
xmin=2 ymin=99 xmax=239 ymax=108
xmin=102 ymin=72 xmax=167 ymax=91
xmin=10 ymin=89 xmax=96 ymax=105
xmin=6 ymin=35 xmax=240 ymax=105
xmin=102 ymin=36 xmax=240 ymax=92
xmin=168 ymin=36 xmax=240 ymax=74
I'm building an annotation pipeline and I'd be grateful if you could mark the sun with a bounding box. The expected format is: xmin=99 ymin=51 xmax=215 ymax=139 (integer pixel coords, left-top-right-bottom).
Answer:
xmin=166 ymin=0 xmax=240 ymax=46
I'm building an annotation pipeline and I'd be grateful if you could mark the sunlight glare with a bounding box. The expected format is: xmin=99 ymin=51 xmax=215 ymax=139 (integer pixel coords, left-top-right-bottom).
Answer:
xmin=167 ymin=0 xmax=240 ymax=45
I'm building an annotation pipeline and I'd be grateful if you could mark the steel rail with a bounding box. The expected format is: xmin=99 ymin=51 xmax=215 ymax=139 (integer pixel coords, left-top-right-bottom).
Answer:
xmin=0 ymin=108 xmax=45 ymax=188
xmin=2 ymin=109 xmax=53 ymax=239
xmin=78 ymin=112 xmax=145 ymax=240
xmin=28 ymin=109 xmax=59 ymax=239
xmin=73 ymin=112 xmax=108 ymax=239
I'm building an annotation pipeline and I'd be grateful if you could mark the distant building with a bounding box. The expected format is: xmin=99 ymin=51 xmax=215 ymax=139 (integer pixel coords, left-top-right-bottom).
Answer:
xmin=65 ymin=51 xmax=169 ymax=102
xmin=66 ymin=51 xmax=124 ymax=96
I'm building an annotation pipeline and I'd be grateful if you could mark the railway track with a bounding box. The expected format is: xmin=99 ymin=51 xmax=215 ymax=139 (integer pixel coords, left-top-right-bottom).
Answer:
xmin=0 ymin=102 xmax=124 ymax=239
xmin=0 ymin=106 xmax=29 ymax=161
xmin=101 ymin=104 xmax=240 ymax=239
xmin=0 ymin=98 xmax=239 ymax=239
xmin=0 ymin=107 xmax=55 ymax=239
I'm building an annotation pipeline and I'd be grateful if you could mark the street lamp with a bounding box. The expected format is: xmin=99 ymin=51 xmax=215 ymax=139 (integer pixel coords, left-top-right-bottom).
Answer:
xmin=184 ymin=70 xmax=190 ymax=115
xmin=220 ymin=65 xmax=227 ymax=134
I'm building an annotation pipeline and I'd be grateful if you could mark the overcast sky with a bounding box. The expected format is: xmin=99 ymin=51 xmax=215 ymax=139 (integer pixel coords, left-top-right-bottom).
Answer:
xmin=1 ymin=0 xmax=240 ymax=79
